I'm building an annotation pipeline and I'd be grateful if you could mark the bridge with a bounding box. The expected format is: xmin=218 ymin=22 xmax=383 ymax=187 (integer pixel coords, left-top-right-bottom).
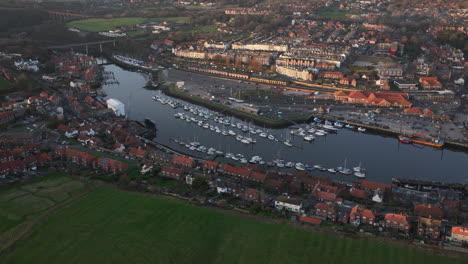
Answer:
xmin=46 ymin=40 xmax=117 ymax=53
xmin=47 ymin=10 xmax=93 ymax=21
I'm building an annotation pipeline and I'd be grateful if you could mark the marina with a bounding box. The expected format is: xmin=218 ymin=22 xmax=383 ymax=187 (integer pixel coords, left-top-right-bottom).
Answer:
xmin=101 ymin=64 xmax=468 ymax=184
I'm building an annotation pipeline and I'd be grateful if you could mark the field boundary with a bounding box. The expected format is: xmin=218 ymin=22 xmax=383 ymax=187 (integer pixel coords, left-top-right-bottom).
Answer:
xmin=0 ymin=182 xmax=95 ymax=256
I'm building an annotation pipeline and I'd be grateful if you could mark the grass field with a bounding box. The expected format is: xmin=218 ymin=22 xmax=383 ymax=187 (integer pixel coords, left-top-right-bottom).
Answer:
xmin=67 ymin=17 xmax=147 ymax=32
xmin=0 ymin=173 xmax=86 ymax=235
xmin=0 ymin=78 xmax=11 ymax=90
xmin=67 ymin=16 xmax=190 ymax=32
xmin=1 ymin=187 xmax=464 ymax=264
xmin=318 ymin=11 xmax=347 ymax=18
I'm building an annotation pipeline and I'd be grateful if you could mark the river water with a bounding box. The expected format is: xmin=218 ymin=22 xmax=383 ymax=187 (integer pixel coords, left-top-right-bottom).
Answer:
xmin=101 ymin=64 xmax=468 ymax=184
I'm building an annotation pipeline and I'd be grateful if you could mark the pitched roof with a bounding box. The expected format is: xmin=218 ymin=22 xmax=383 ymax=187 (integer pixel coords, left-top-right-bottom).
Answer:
xmin=129 ymin=147 xmax=146 ymax=158
xmin=299 ymin=216 xmax=321 ymax=225
xmin=452 ymin=227 xmax=468 ymax=237
xmin=350 ymin=188 xmax=368 ymax=199
xmin=361 ymin=180 xmax=392 ymax=191
xmin=414 ymin=204 xmax=443 ymax=219
xmin=385 ymin=213 xmax=408 ymax=224
xmin=172 ymin=155 xmax=195 ymax=167
xmin=350 ymin=205 xmax=375 ymax=219
xmin=161 ymin=164 xmax=183 ymax=175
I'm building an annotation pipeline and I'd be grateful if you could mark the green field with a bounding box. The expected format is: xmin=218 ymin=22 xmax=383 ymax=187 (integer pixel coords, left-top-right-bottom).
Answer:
xmin=67 ymin=16 xmax=190 ymax=32
xmin=67 ymin=17 xmax=147 ymax=32
xmin=318 ymin=11 xmax=347 ymax=18
xmin=0 ymin=78 xmax=11 ymax=90
xmin=0 ymin=173 xmax=86 ymax=235
xmin=1 ymin=186 xmax=463 ymax=264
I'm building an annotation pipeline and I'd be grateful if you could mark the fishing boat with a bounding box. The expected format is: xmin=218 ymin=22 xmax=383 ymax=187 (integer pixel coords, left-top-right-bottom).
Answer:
xmin=408 ymin=134 xmax=444 ymax=147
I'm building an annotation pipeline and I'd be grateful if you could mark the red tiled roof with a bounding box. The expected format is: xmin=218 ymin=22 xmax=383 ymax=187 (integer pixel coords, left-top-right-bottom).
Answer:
xmin=161 ymin=164 xmax=183 ymax=175
xmin=250 ymin=171 xmax=266 ymax=182
xmin=220 ymin=164 xmax=251 ymax=177
xmin=452 ymin=227 xmax=468 ymax=237
xmin=414 ymin=204 xmax=443 ymax=219
xmin=350 ymin=205 xmax=374 ymax=219
xmin=172 ymin=155 xmax=195 ymax=167
xmin=129 ymin=147 xmax=146 ymax=158
xmin=385 ymin=213 xmax=408 ymax=224
xmin=361 ymin=180 xmax=392 ymax=191
xmin=202 ymin=160 xmax=218 ymax=170
xmin=350 ymin=188 xmax=368 ymax=199
xmin=299 ymin=216 xmax=321 ymax=225
xmin=314 ymin=190 xmax=336 ymax=201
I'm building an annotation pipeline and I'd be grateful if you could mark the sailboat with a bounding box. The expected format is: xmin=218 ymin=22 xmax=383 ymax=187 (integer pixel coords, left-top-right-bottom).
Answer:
xmin=337 ymin=158 xmax=352 ymax=175
xmin=353 ymin=161 xmax=366 ymax=178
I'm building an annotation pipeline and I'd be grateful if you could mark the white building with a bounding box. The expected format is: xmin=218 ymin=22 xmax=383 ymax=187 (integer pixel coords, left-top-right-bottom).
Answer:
xmin=275 ymin=196 xmax=302 ymax=212
xmin=106 ymin=98 xmax=125 ymax=116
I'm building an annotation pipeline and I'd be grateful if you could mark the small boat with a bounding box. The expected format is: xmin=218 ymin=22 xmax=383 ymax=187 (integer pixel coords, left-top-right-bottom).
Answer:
xmin=259 ymin=132 xmax=267 ymax=138
xmin=398 ymin=135 xmax=412 ymax=144
xmin=284 ymin=140 xmax=293 ymax=147
xmin=345 ymin=124 xmax=355 ymax=129
xmin=353 ymin=162 xmax=365 ymax=173
xmin=357 ymin=127 xmax=366 ymax=132
xmin=334 ymin=121 xmax=344 ymax=128
xmin=236 ymin=135 xmax=243 ymax=141
xmin=268 ymin=134 xmax=275 ymax=140
xmin=285 ymin=162 xmax=294 ymax=168
xmin=222 ymin=130 xmax=228 ymax=136
xmin=305 ymin=165 xmax=315 ymax=171
xmin=315 ymin=131 xmax=326 ymax=136
xmin=304 ymin=135 xmax=315 ymax=141
xmin=327 ymin=168 xmax=337 ymax=173
xmin=354 ymin=171 xmax=366 ymax=178
xmin=240 ymin=158 xmax=248 ymax=164
xmin=228 ymin=130 xmax=236 ymax=136
xmin=295 ymin=163 xmax=305 ymax=171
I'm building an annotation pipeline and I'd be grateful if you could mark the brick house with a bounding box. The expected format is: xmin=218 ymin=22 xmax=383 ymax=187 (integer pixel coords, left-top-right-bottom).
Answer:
xmin=315 ymin=202 xmax=337 ymax=221
xmin=384 ymin=213 xmax=410 ymax=232
xmin=349 ymin=205 xmax=375 ymax=226
xmin=202 ymin=160 xmax=218 ymax=171
xmin=414 ymin=204 xmax=443 ymax=220
xmin=161 ymin=165 xmax=184 ymax=180
xmin=172 ymin=155 xmax=195 ymax=168
xmin=418 ymin=217 xmax=441 ymax=239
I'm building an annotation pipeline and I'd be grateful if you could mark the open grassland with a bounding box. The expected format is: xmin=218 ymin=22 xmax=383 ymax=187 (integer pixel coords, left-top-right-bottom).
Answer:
xmin=318 ymin=11 xmax=347 ymax=18
xmin=67 ymin=17 xmax=147 ymax=32
xmin=0 ymin=173 xmax=86 ymax=235
xmin=1 ymin=187 xmax=464 ymax=264
xmin=67 ymin=16 xmax=190 ymax=32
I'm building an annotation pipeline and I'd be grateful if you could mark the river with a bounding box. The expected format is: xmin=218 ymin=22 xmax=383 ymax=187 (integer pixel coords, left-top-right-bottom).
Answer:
xmin=101 ymin=64 xmax=468 ymax=184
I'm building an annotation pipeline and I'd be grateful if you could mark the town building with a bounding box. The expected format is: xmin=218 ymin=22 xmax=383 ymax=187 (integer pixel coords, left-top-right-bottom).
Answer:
xmin=349 ymin=205 xmax=375 ymax=226
xmin=275 ymin=196 xmax=302 ymax=213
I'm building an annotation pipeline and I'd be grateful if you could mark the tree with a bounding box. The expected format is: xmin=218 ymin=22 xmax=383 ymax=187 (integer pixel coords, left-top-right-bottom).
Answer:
xmin=192 ymin=175 xmax=210 ymax=194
